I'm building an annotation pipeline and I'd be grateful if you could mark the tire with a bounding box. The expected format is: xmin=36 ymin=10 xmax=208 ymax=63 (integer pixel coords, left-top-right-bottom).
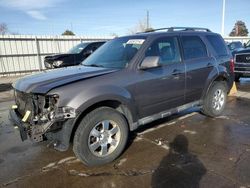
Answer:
xmin=201 ymin=81 xmax=227 ymax=117
xmin=235 ymin=74 xmax=240 ymax=82
xmin=73 ymin=107 xmax=129 ymax=166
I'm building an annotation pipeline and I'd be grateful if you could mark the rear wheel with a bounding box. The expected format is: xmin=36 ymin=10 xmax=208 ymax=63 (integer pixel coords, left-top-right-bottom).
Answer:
xmin=73 ymin=107 xmax=129 ymax=166
xmin=201 ymin=81 xmax=227 ymax=117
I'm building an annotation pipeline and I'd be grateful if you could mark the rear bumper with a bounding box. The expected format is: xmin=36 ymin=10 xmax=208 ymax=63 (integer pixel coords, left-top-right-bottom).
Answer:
xmin=9 ymin=109 xmax=28 ymax=141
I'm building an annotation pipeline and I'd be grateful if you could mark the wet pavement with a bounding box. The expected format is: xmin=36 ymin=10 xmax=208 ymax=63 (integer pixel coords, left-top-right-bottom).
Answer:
xmin=0 ymin=79 xmax=250 ymax=188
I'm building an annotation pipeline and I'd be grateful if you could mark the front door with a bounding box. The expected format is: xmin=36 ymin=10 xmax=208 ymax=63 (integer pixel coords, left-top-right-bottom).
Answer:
xmin=134 ymin=36 xmax=185 ymax=118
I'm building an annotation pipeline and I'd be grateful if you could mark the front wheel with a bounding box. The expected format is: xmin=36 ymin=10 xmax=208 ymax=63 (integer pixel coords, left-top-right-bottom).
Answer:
xmin=201 ymin=82 xmax=227 ymax=117
xmin=73 ymin=107 xmax=129 ymax=166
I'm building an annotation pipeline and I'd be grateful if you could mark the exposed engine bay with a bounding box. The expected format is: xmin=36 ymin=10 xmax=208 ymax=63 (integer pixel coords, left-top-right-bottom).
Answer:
xmin=13 ymin=90 xmax=76 ymax=142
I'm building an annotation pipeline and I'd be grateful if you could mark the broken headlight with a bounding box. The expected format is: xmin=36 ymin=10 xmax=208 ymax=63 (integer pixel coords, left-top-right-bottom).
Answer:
xmin=32 ymin=94 xmax=75 ymax=124
xmin=33 ymin=94 xmax=59 ymax=123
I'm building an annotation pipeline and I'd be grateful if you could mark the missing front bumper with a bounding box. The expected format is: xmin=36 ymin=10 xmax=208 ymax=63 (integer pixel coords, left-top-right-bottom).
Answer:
xmin=9 ymin=109 xmax=51 ymax=142
xmin=9 ymin=106 xmax=76 ymax=143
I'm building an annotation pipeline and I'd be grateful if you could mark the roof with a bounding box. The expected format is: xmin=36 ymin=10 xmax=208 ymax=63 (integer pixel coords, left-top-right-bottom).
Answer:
xmin=128 ymin=27 xmax=219 ymax=38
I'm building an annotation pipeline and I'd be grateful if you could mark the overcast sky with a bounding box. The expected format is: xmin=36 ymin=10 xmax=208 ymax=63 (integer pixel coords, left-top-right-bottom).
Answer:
xmin=0 ymin=0 xmax=249 ymax=36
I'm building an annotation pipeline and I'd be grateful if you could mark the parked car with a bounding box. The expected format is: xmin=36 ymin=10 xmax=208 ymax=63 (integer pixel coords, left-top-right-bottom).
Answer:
xmin=44 ymin=41 xmax=105 ymax=69
xmin=233 ymin=40 xmax=250 ymax=81
xmin=227 ymin=41 xmax=243 ymax=53
xmin=243 ymin=40 xmax=250 ymax=48
xmin=10 ymin=27 xmax=234 ymax=166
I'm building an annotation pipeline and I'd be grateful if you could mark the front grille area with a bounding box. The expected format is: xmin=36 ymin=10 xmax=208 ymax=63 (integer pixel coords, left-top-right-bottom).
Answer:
xmin=15 ymin=90 xmax=33 ymax=117
xmin=235 ymin=54 xmax=250 ymax=63
xmin=235 ymin=53 xmax=250 ymax=74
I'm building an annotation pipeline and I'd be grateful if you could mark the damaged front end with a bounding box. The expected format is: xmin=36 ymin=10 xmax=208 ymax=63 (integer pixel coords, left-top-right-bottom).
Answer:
xmin=9 ymin=90 xmax=76 ymax=143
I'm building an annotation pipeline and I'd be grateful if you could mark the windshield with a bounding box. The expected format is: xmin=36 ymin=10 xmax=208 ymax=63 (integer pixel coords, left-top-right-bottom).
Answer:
xmin=82 ymin=36 xmax=146 ymax=68
xmin=246 ymin=40 xmax=250 ymax=48
xmin=68 ymin=43 xmax=89 ymax=54
xmin=228 ymin=42 xmax=243 ymax=51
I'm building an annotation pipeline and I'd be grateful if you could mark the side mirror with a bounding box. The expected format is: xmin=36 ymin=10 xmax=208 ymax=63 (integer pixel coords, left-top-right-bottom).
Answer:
xmin=140 ymin=56 xmax=160 ymax=70
xmin=243 ymin=43 xmax=247 ymax=48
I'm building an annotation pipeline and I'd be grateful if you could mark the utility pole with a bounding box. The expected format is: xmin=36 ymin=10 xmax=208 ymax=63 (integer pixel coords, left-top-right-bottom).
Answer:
xmin=146 ymin=10 xmax=149 ymax=29
xmin=221 ymin=0 xmax=226 ymax=36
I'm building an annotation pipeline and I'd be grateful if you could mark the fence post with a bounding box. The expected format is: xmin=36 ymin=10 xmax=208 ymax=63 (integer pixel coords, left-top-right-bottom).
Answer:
xmin=56 ymin=35 xmax=60 ymax=53
xmin=35 ymin=37 xmax=43 ymax=71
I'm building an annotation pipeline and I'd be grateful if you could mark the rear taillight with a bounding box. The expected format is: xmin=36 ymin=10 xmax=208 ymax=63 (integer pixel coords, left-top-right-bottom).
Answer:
xmin=229 ymin=58 xmax=234 ymax=73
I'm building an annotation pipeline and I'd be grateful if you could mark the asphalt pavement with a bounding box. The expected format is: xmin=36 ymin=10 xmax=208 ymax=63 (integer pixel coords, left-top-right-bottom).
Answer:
xmin=0 ymin=77 xmax=250 ymax=188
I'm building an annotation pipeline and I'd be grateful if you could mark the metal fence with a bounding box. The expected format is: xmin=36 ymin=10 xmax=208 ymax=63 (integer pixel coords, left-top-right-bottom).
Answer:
xmin=0 ymin=35 xmax=112 ymax=75
xmin=0 ymin=35 xmax=249 ymax=76
xmin=223 ymin=36 xmax=250 ymax=44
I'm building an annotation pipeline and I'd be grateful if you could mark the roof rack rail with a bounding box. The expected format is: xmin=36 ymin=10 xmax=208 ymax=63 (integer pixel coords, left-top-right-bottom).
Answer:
xmin=140 ymin=27 xmax=211 ymax=33
xmin=168 ymin=27 xmax=211 ymax=32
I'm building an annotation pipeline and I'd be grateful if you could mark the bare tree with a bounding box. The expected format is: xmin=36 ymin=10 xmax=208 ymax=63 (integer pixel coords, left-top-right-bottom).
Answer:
xmin=110 ymin=33 xmax=119 ymax=38
xmin=128 ymin=18 xmax=154 ymax=34
xmin=0 ymin=23 xmax=8 ymax=35
xmin=10 ymin=32 xmax=20 ymax=35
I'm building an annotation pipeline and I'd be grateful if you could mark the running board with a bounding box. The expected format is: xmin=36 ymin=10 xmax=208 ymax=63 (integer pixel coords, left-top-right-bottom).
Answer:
xmin=131 ymin=100 xmax=201 ymax=130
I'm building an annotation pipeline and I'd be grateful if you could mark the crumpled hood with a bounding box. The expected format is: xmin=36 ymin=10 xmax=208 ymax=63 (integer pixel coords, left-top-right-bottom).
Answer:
xmin=13 ymin=66 xmax=118 ymax=94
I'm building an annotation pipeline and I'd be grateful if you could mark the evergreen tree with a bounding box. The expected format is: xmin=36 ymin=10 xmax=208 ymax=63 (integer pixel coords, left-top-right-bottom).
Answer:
xmin=229 ymin=21 xmax=249 ymax=36
xmin=62 ymin=30 xmax=75 ymax=36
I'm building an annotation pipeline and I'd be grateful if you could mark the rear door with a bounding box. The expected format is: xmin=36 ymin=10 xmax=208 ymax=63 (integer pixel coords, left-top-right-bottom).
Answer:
xmin=180 ymin=35 xmax=215 ymax=103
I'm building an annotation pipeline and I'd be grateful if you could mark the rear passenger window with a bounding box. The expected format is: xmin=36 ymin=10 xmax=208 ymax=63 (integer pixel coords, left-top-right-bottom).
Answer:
xmin=182 ymin=36 xmax=207 ymax=60
xmin=145 ymin=37 xmax=181 ymax=65
xmin=206 ymin=35 xmax=228 ymax=56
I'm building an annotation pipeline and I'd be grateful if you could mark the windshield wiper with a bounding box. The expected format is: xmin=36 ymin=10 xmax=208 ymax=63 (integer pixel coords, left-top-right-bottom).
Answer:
xmin=83 ymin=64 xmax=104 ymax=68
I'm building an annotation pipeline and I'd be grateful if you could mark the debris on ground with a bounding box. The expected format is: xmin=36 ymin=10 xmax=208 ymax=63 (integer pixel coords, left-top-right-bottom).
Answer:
xmin=183 ymin=130 xmax=197 ymax=135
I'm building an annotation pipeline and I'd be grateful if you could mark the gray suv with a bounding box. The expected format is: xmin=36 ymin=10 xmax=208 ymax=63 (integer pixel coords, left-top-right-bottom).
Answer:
xmin=9 ymin=27 xmax=234 ymax=166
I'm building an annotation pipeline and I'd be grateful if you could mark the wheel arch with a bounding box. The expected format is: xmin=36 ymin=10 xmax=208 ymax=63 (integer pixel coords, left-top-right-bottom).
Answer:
xmin=70 ymin=99 xmax=135 ymax=142
xmin=202 ymin=73 xmax=229 ymax=100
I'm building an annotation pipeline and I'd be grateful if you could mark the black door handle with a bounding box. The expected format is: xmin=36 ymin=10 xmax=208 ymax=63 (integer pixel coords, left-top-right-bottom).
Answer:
xmin=172 ymin=69 xmax=182 ymax=80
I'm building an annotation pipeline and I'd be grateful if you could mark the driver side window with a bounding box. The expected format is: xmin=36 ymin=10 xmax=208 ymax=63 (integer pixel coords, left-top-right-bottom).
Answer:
xmin=145 ymin=37 xmax=181 ymax=65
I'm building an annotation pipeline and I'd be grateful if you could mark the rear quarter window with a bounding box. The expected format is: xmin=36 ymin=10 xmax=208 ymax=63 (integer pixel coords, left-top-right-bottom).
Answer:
xmin=206 ymin=35 xmax=228 ymax=56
